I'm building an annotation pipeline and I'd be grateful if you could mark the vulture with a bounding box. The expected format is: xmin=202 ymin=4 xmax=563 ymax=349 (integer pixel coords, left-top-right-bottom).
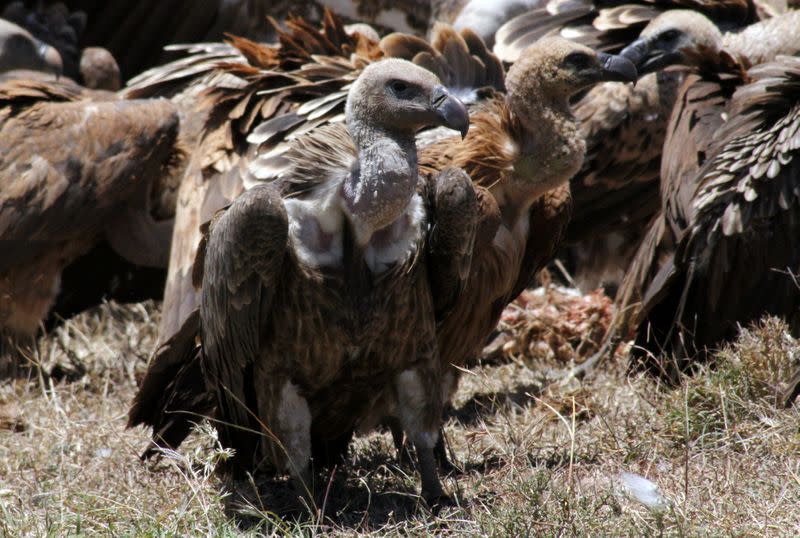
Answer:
xmin=128 ymin=13 xmax=635 ymax=472
xmin=0 ymin=17 xmax=62 ymax=76
xmin=2 ymin=2 xmax=120 ymax=90
xmin=0 ymin=78 xmax=186 ymax=368
xmin=492 ymin=0 xmax=765 ymax=293
xmin=131 ymin=58 xmax=473 ymax=504
xmin=606 ymin=9 xmax=800 ymax=378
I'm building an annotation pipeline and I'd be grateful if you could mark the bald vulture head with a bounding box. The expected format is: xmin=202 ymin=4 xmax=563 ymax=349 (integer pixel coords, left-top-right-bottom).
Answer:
xmin=343 ymin=58 xmax=469 ymax=239
xmin=619 ymin=10 xmax=723 ymax=74
xmin=506 ymin=37 xmax=638 ymax=116
xmin=345 ymin=58 xmax=470 ymax=145
xmin=0 ymin=18 xmax=62 ymax=75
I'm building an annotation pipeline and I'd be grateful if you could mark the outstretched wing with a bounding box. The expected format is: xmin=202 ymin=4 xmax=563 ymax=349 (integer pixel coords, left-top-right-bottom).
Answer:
xmin=199 ymin=183 xmax=289 ymax=461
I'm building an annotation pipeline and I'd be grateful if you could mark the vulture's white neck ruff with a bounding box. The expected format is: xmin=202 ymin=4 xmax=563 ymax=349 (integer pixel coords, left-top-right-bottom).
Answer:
xmin=284 ymin=125 xmax=426 ymax=274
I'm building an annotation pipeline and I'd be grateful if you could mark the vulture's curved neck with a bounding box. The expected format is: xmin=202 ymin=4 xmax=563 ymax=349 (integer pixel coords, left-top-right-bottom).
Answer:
xmin=343 ymin=123 xmax=419 ymax=245
xmin=501 ymin=93 xmax=582 ymax=224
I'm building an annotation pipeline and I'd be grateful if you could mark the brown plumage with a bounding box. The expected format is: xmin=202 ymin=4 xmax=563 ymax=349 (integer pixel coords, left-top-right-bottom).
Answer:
xmin=606 ymin=10 xmax=800 ymax=378
xmin=402 ymin=37 xmax=636 ymax=419
xmin=23 ymin=1 xmax=431 ymax=81
xmin=130 ymin=59 xmax=474 ymax=504
xmin=0 ymin=79 xmax=183 ymax=364
xmin=493 ymin=0 xmax=768 ymax=294
xmin=145 ymin=13 xmax=501 ymax=344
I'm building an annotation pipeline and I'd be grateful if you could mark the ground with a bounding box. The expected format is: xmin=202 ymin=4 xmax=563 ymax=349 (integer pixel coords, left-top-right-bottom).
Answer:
xmin=0 ymin=286 xmax=798 ymax=536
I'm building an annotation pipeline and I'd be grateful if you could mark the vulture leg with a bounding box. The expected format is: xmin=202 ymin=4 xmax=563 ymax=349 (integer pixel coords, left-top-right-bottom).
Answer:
xmin=268 ymin=379 xmax=313 ymax=503
xmin=393 ymin=366 xmax=447 ymax=505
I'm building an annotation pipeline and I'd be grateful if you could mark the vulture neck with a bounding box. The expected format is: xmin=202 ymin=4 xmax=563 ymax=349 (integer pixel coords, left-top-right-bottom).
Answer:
xmin=500 ymin=92 xmax=582 ymax=226
xmin=343 ymin=123 xmax=419 ymax=246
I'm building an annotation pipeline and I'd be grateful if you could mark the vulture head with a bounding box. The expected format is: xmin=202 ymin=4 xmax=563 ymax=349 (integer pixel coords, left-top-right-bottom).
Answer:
xmin=619 ymin=10 xmax=723 ymax=75
xmin=79 ymin=47 xmax=121 ymax=91
xmin=346 ymin=58 xmax=470 ymax=143
xmin=0 ymin=18 xmax=62 ymax=75
xmin=343 ymin=58 xmax=469 ymax=240
xmin=506 ymin=37 xmax=637 ymax=113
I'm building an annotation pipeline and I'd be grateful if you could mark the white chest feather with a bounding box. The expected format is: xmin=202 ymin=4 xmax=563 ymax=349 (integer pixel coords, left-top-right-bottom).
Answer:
xmin=284 ymin=191 xmax=426 ymax=273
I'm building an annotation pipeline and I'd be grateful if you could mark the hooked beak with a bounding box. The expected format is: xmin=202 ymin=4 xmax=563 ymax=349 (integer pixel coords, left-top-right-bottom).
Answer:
xmin=619 ymin=38 xmax=680 ymax=75
xmin=37 ymin=41 xmax=63 ymax=76
xmin=596 ymin=51 xmax=638 ymax=83
xmin=431 ymin=85 xmax=470 ymax=139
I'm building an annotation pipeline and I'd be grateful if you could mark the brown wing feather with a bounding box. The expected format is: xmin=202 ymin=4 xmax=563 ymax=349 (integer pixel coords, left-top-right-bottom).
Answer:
xmin=568 ymin=73 xmax=678 ymax=240
xmin=127 ymin=309 xmax=210 ymax=456
xmin=509 ymin=184 xmax=573 ymax=302
xmin=426 ymin=167 xmax=479 ymax=319
xmin=199 ymin=183 xmax=289 ymax=462
xmin=632 ymin=55 xmax=800 ymax=372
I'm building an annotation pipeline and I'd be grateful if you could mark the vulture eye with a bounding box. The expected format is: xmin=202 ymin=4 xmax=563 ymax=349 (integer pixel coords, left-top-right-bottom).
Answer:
xmin=564 ymin=52 xmax=593 ymax=70
xmin=661 ymin=29 xmax=681 ymax=42
xmin=389 ymin=80 xmax=410 ymax=97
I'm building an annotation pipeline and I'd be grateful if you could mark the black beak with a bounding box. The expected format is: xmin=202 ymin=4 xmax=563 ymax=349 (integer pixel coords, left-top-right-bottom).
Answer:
xmin=431 ymin=85 xmax=470 ymax=139
xmin=619 ymin=38 xmax=680 ymax=75
xmin=597 ymin=51 xmax=638 ymax=83
xmin=619 ymin=39 xmax=648 ymax=70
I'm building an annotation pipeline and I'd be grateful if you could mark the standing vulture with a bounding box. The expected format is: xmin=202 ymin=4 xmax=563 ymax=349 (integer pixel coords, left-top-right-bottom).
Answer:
xmin=126 ymin=14 xmax=635 ymax=468
xmin=131 ymin=58 xmax=474 ymax=504
xmin=492 ymin=0 xmax=764 ymax=293
xmin=365 ymin=36 xmax=637 ymax=460
xmin=0 ymin=79 xmax=184 ymax=369
xmin=607 ymin=9 xmax=800 ymax=378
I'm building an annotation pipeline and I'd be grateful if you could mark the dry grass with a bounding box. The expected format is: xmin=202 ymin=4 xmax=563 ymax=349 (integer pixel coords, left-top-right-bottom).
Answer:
xmin=1 ymin=292 xmax=799 ymax=536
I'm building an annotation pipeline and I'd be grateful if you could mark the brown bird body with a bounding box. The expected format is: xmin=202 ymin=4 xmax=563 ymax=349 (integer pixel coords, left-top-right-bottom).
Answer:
xmin=410 ymin=37 xmax=636 ymax=403
xmin=607 ymin=10 xmax=800 ymax=377
xmin=0 ymin=79 xmax=181 ymax=362
xmin=493 ymin=0 xmax=768 ymax=294
xmin=131 ymin=58 xmax=475 ymax=503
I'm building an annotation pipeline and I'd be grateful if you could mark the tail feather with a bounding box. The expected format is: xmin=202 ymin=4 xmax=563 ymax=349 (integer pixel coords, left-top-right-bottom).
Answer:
xmin=128 ymin=309 xmax=213 ymax=457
